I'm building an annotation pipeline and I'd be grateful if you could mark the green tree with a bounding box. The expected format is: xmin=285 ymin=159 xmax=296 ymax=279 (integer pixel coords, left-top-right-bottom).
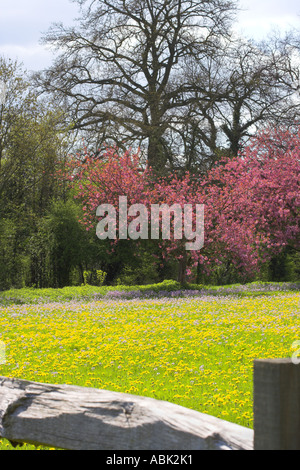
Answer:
xmin=0 ymin=57 xmax=70 ymax=289
xmin=29 ymin=200 xmax=93 ymax=288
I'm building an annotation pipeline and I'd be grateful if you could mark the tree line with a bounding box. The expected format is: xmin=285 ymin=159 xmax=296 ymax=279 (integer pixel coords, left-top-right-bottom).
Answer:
xmin=0 ymin=0 xmax=299 ymax=289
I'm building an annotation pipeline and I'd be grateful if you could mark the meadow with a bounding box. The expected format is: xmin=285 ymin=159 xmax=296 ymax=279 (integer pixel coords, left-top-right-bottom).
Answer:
xmin=0 ymin=282 xmax=299 ymax=450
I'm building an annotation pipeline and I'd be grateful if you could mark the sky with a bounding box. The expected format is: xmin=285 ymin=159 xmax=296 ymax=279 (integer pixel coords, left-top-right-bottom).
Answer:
xmin=0 ymin=0 xmax=300 ymax=72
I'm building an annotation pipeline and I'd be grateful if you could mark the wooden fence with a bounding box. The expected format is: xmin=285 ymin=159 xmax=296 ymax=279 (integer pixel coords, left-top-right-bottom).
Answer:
xmin=0 ymin=358 xmax=299 ymax=450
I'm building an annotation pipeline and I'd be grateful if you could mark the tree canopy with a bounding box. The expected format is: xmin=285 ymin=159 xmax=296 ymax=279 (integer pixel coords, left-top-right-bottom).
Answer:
xmin=35 ymin=1 xmax=300 ymax=172
xmin=36 ymin=0 xmax=237 ymax=171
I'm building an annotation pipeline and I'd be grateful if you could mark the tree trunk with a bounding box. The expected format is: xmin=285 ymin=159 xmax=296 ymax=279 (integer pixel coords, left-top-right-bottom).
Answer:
xmin=147 ymin=131 xmax=167 ymax=172
xmin=177 ymin=251 xmax=187 ymax=286
xmin=196 ymin=261 xmax=201 ymax=284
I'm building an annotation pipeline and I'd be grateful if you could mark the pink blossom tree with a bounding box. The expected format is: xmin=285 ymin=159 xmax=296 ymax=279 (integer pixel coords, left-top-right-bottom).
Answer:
xmin=60 ymin=146 xmax=206 ymax=283
xmin=200 ymin=127 xmax=300 ymax=280
xmin=60 ymin=127 xmax=300 ymax=284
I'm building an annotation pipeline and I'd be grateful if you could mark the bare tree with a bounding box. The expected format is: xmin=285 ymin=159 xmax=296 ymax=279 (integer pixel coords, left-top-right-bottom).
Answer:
xmin=35 ymin=0 xmax=236 ymax=171
xmin=218 ymin=37 xmax=300 ymax=156
xmin=178 ymin=35 xmax=300 ymax=166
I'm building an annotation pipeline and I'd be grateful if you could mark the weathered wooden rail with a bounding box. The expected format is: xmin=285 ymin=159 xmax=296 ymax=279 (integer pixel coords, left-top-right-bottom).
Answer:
xmin=0 ymin=359 xmax=299 ymax=450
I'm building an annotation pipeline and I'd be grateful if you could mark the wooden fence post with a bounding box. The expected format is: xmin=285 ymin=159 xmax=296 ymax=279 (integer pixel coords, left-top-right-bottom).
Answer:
xmin=253 ymin=358 xmax=300 ymax=450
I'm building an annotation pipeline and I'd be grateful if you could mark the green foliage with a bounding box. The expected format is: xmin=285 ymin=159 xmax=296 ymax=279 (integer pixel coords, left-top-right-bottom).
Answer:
xmin=115 ymin=252 xmax=160 ymax=286
xmin=0 ymin=58 xmax=68 ymax=218
xmin=96 ymin=270 xmax=107 ymax=286
xmin=29 ymin=199 xmax=94 ymax=288
xmin=0 ymin=217 xmax=32 ymax=291
xmin=0 ymin=280 xmax=298 ymax=307
xmin=82 ymin=270 xmax=90 ymax=286
xmin=0 ymin=57 xmax=73 ymax=290
xmin=82 ymin=269 xmax=107 ymax=286
xmin=268 ymin=249 xmax=300 ymax=282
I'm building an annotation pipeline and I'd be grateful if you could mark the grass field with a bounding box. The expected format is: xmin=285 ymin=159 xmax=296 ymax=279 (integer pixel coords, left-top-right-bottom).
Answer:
xmin=0 ymin=282 xmax=299 ymax=450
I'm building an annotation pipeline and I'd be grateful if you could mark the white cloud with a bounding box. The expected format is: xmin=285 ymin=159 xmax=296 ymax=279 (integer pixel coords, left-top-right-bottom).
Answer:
xmin=1 ymin=0 xmax=300 ymax=71
xmin=0 ymin=44 xmax=55 ymax=71
xmin=0 ymin=0 xmax=80 ymax=70
xmin=235 ymin=0 xmax=300 ymax=39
